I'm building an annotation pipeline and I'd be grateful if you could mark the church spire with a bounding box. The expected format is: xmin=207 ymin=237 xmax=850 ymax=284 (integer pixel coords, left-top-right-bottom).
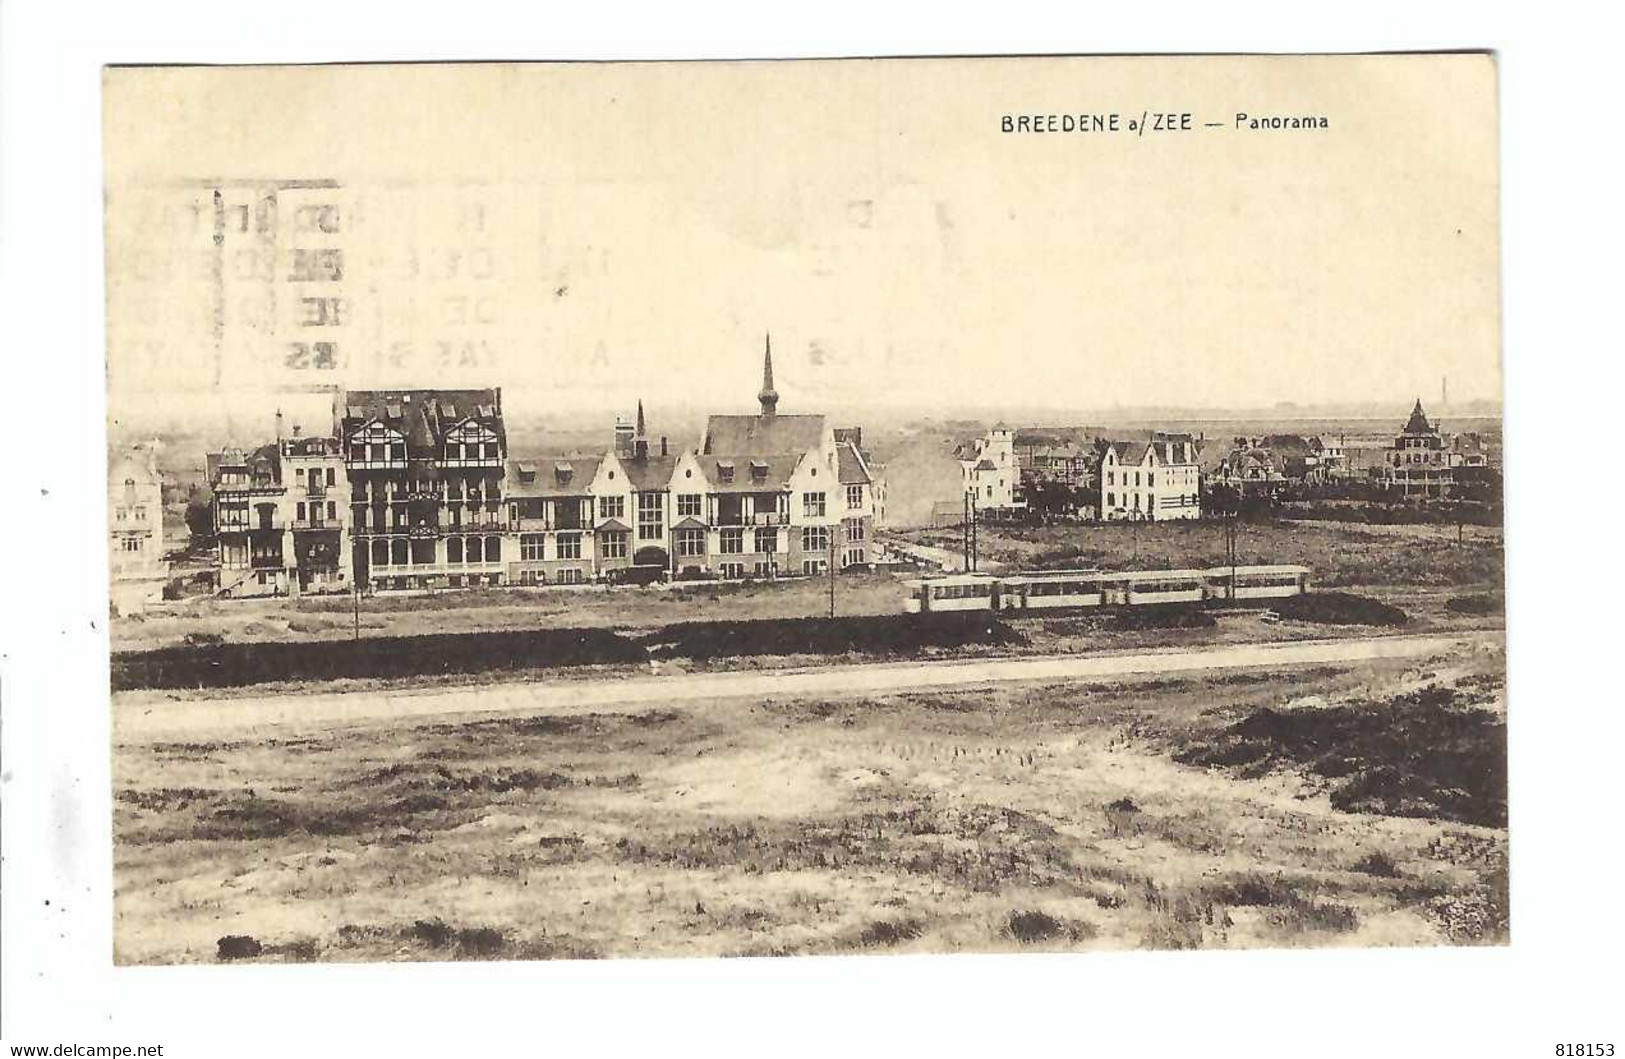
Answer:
xmin=636 ymin=398 xmax=646 ymax=437
xmin=758 ymin=333 xmax=779 ymax=417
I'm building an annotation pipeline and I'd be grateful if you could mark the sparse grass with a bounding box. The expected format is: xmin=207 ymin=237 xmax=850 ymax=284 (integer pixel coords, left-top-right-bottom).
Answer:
xmin=894 ymin=519 xmax=1503 ymax=590
xmin=114 ymin=649 xmax=1507 ymax=965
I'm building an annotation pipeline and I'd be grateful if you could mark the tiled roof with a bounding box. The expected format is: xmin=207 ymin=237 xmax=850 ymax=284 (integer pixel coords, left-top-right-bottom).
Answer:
xmin=702 ymin=413 xmax=826 ymax=457
xmin=505 ymin=455 xmax=602 ymax=497
xmin=341 ymin=388 xmax=504 ymax=454
xmin=837 ymin=442 xmax=872 ymax=485
xmin=619 ymin=454 xmax=679 ymax=491
xmin=708 ymin=454 xmax=801 ymax=492
xmin=1402 ymin=399 xmax=1434 ymax=435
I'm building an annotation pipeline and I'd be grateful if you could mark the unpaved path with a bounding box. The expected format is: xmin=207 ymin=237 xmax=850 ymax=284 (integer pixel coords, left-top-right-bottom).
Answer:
xmin=112 ymin=632 xmax=1498 ymax=744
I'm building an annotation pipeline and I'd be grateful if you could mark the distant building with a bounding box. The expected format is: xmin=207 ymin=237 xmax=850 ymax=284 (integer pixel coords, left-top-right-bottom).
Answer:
xmin=1379 ymin=399 xmax=1456 ymax=498
xmin=208 ymin=442 xmax=289 ymax=596
xmin=1098 ymin=432 xmax=1201 ymax=521
xmin=109 ymin=445 xmax=168 ymax=613
xmin=956 ymin=425 xmax=1024 ymax=514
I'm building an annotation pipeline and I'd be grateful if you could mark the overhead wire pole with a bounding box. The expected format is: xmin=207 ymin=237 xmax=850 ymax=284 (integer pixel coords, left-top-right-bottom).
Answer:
xmin=828 ymin=521 xmax=837 ymax=618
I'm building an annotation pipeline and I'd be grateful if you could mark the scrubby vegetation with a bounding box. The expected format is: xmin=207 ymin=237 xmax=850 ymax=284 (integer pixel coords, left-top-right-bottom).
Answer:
xmin=1174 ymin=686 xmax=1506 ymax=827
xmin=112 ymin=612 xmax=1028 ymax=691
xmin=642 ymin=613 xmax=1025 ymax=662
xmin=1270 ymin=592 xmax=1410 ymax=627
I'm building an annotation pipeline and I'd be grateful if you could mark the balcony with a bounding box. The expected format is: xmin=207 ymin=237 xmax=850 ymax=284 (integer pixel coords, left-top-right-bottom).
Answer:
xmin=250 ymin=553 xmax=285 ymax=570
xmin=446 ymin=522 xmax=505 ymax=535
xmin=715 ymin=510 xmax=787 ymax=527
xmin=508 ymin=517 xmax=584 ymax=533
xmin=304 ymin=483 xmax=328 ymax=499
xmin=434 ymin=456 xmax=505 ymax=469
xmin=407 ymin=524 xmax=439 ymax=539
xmin=292 ymin=518 xmax=340 ymax=532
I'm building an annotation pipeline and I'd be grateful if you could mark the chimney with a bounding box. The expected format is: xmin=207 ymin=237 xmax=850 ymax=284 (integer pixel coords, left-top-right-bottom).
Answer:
xmin=292 ymin=423 xmax=302 ymax=438
xmin=275 ymin=408 xmax=284 ymax=443
xmin=614 ymin=416 xmax=634 ymax=457
xmin=660 ymin=436 xmax=669 ymax=457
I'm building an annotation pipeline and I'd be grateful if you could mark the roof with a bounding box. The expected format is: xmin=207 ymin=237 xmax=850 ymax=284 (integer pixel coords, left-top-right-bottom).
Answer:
xmin=708 ymin=454 xmax=802 ymax=492
xmin=702 ymin=413 xmax=826 ymax=457
xmin=618 ymin=454 xmax=679 ymax=491
xmin=1402 ymin=399 xmax=1435 ymax=435
xmin=837 ymin=441 xmax=872 ymax=485
xmin=505 ymin=455 xmax=602 ymax=497
xmin=597 ymin=518 xmax=631 ymax=533
xmin=341 ymin=388 xmax=504 ymax=455
xmin=671 ymin=516 xmax=708 ymax=531
xmin=974 ymin=458 xmax=997 ymax=472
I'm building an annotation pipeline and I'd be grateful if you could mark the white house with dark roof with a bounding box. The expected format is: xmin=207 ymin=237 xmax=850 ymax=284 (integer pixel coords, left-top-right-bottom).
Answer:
xmin=693 ymin=336 xmax=875 ymax=577
xmin=503 ymin=453 xmax=602 ymax=586
xmin=109 ymin=444 xmax=169 ymax=613
xmin=956 ymin=425 xmax=1024 ymax=514
xmin=1098 ymin=432 xmax=1201 ymax=521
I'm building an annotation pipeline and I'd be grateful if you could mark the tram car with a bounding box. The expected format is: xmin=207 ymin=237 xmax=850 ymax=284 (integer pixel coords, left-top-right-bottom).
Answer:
xmin=902 ymin=564 xmax=1310 ymax=613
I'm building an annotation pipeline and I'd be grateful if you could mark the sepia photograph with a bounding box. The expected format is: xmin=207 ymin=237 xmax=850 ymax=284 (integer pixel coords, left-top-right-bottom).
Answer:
xmin=92 ymin=56 xmax=1508 ymax=968
xmin=96 ymin=55 xmax=1510 ymax=968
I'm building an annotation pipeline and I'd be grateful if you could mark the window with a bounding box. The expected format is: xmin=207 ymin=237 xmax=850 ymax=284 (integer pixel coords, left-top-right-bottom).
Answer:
xmin=843 ymin=547 xmax=865 ymax=568
xmin=753 ymin=560 xmax=772 ymax=578
xmin=134 ymin=506 xmax=147 ymax=522
xmin=121 ymin=537 xmax=142 ymax=552
xmin=390 ymin=539 xmax=409 ymax=565
xmin=297 ymin=502 xmax=307 ymax=521
xmin=559 ymin=568 xmax=584 ymax=585
xmin=371 ymin=540 xmax=389 ymax=565
xmin=448 ymin=537 xmax=465 ymax=563
xmin=844 ymin=518 xmax=866 ymax=543
xmin=521 ymin=534 xmax=544 ymax=561
xmin=486 ymin=537 xmax=501 ymax=563
xmin=802 ymin=526 xmax=830 ymax=553
xmin=327 ymin=501 xmax=336 ymax=520
xmin=466 ymin=537 xmax=483 ymax=563
xmin=802 ymin=558 xmax=827 ymax=576
xmin=846 ymin=484 xmax=863 ymax=510
xmin=677 ymin=493 xmax=703 ymax=519
xmin=637 ymin=492 xmax=663 ymax=540
xmin=720 ymin=528 xmax=744 ymax=554
xmin=600 ymin=531 xmax=628 ymax=559
xmin=754 ymin=527 xmax=777 ymax=554
xmin=675 ymin=528 xmax=705 ymax=557
xmin=599 ymin=495 xmax=625 ymax=520
xmin=803 ymin=491 xmax=826 ymax=517
xmin=719 ymin=561 xmax=746 ymax=580
xmin=557 ymin=533 xmax=582 ymax=560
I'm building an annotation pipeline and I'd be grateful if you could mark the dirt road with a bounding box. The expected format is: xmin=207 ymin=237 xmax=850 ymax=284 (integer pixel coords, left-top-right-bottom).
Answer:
xmin=112 ymin=632 xmax=1497 ymax=744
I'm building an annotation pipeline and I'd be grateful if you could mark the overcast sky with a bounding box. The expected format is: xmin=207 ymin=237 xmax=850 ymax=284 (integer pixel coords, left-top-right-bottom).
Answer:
xmin=104 ymin=56 xmax=1501 ymax=428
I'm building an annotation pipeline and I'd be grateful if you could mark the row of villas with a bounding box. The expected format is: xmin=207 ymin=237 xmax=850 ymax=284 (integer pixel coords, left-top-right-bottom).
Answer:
xmin=961 ymin=426 xmax=1203 ymax=522
xmin=208 ymin=344 xmax=879 ymax=595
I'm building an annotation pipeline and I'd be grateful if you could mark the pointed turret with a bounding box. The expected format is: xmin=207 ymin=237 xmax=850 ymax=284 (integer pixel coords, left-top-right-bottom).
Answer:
xmin=1403 ymin=398 xmax=1432 ymax=435
xmin=758 ymin=333 xmax=779 ymax=418
xmin=635 ymin=399 xmax=647 ymax=438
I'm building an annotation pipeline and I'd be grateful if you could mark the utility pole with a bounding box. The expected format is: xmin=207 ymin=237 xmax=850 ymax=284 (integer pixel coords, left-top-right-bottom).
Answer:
xmin=352 ymin=580 xmax=361 ymax=641
xmin=828 ymin=522 xmax=837 ymax=618
xmin=969 ymin=491 xmax=980 ymax=573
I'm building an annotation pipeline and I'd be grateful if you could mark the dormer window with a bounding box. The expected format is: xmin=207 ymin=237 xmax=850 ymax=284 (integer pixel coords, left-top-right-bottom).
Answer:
xmin=717 ymin=460 xmax=735 ymax=483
